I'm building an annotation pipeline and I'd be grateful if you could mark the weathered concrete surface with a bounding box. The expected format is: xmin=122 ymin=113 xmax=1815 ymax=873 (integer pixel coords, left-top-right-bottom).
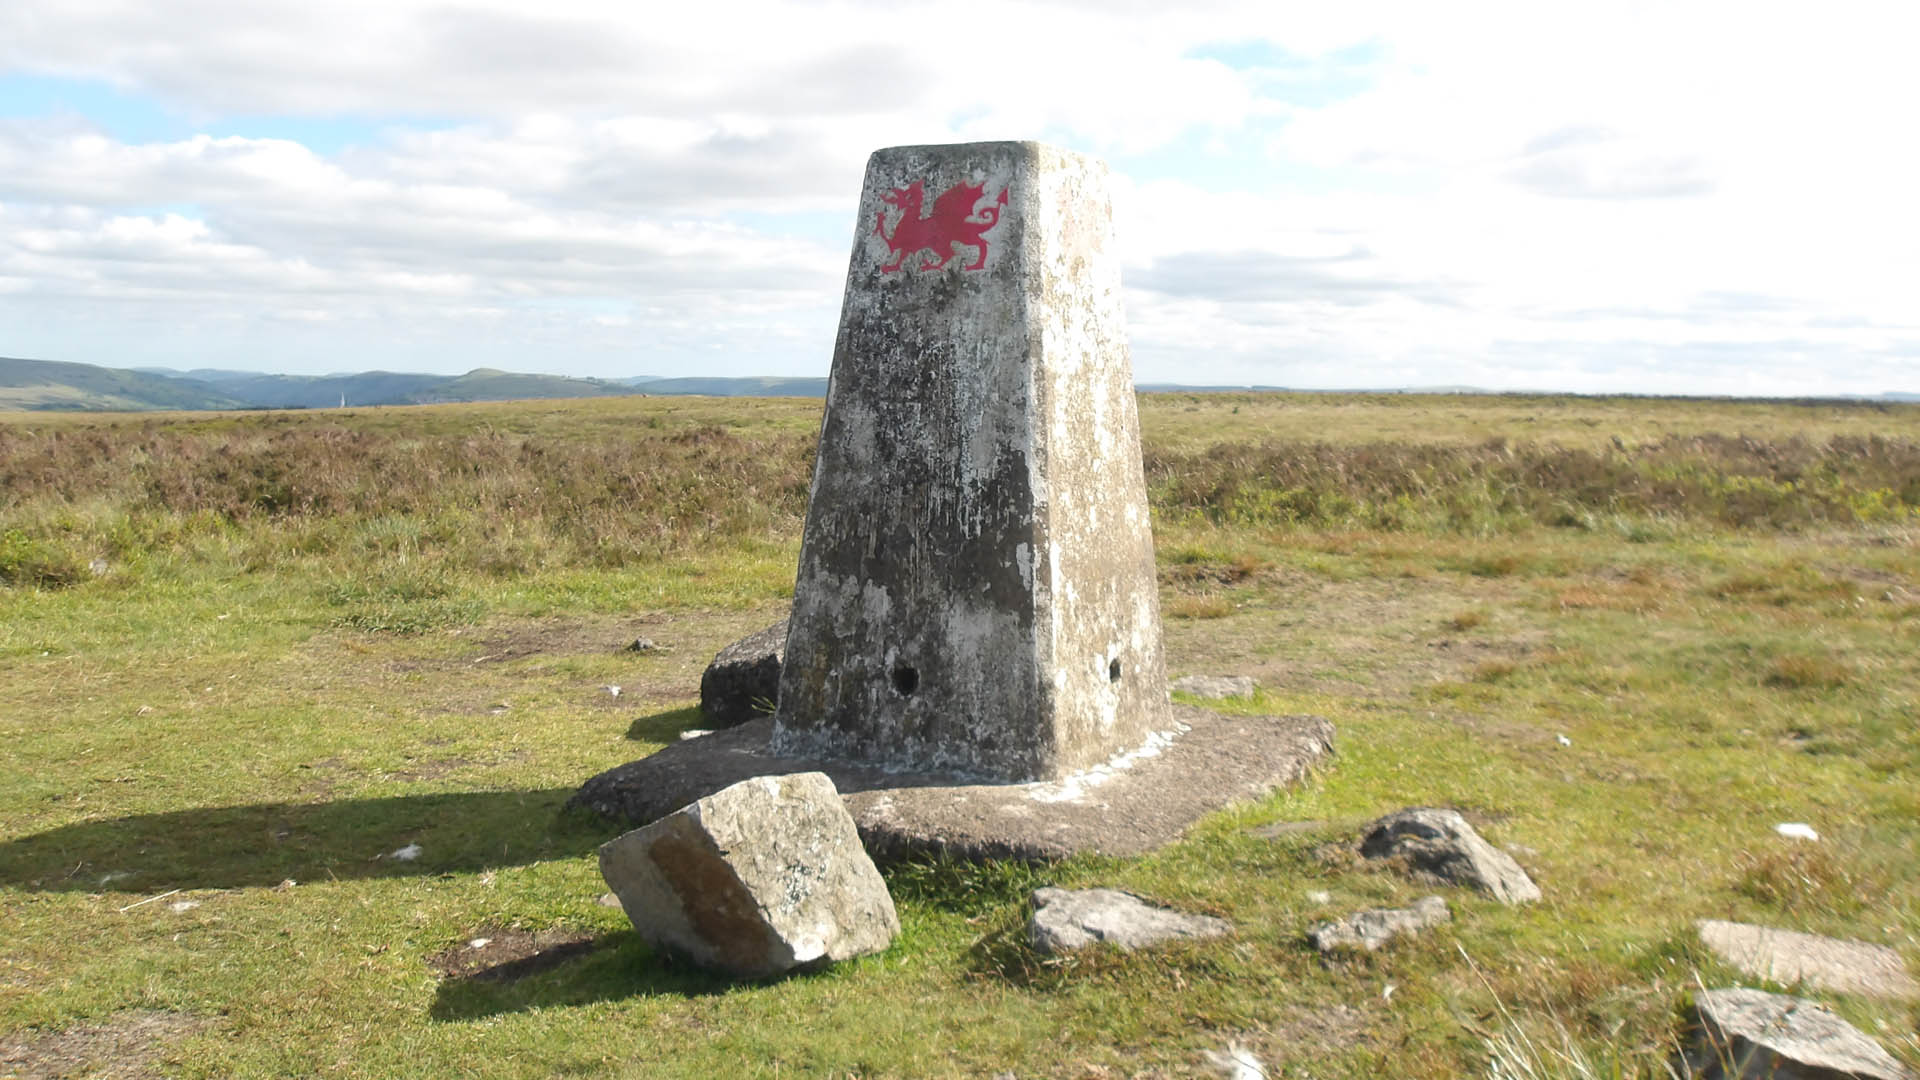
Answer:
xmin=773 ymin=140 xmax=1168 ymax=782
xmin=699 ymin=620 xmax=787 ymax=728
xmin=597 ymin=772 xmax=898 ymax=979
xmin=1360 ymin=807 xmax=1541 ymax=905
xmin=1307 ymin=896 xmax=1451 ymax=954
xmin=1027 ymin=887 xmax=1231 ymax=954
xmin=1698 ymin=920 xmax=1919 ymax=1000
xmin=1682 ymin=987 xmax=1913 ymax=1079
xmin=571 ymin=709 xmax=1334 ymax=862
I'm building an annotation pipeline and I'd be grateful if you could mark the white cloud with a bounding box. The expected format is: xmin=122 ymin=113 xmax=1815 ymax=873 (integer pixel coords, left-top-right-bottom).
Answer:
xmin=1 ymin=0 xmax=1918 ymax=390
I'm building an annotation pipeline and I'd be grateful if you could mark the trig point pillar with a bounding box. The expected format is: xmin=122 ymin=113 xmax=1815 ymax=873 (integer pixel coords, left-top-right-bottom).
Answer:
xmin=772 ymin=140 xmax=1170 ymax=781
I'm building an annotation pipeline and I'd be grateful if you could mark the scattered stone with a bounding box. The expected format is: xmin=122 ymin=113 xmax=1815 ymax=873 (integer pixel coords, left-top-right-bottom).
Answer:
xmin=1360 ymin=808 xmax=1540 ymax=905
xmin=389 ymin=843 xmax=422 ymax=862
xmin=604 ymin=685 xmax=621 ymax=698
xmin=1775 ymin=822 xmax=1820 ymax=842
xmin=1305 ymin=890 xmax=1332 ymax=905
xmin=167 ymin=900 xmax=200 ymax=913
xmin=626 ymin=637 xmax=658 ymax=653
xmin=1170 ymin=675 xmax=1256 ymax=700
xmin=1698 ymin=920 xmax=1919 ymax=1000
xmin=599 ymin=772 xmax=898 ymax=978
xmin=1027 ymin=887 xmax=1231 ymax=954
xmin=1307 ymin=895 xmax=1450 ymax=954
xmin=677 ymin=729 xmax=713 ymax=742
xmin=596 ymin=891 xmax=621 ymax=908
xmin=1683 ymin=986 xmax=1913 ymax=1079
xmin=698 ymin=620 xmax=787 ymax=729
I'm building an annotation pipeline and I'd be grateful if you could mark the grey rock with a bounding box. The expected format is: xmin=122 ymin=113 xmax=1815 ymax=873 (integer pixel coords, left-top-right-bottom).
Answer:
xmin=1028 ymin=887 xmax=1231 ymax=954
xmin=1683 ymin=986 xmax=1913 ymax=1079
xmin=1170 ymin=675 xmax=1255 ymax=700
xmin=1698 ymin=920 xmax=1919 ymax=1000
xmin=1360 ymin=807 xmax=1540 ymax=905
xmin=598 ymin=772 xmax=898 ymax=978
xmin=1307 ymin=895 xmax=1450 ymax=954
xmin=698 ymin=620 xmax=787 ymax=728
xmin=626 ymin=637 xmax=658 ymax=653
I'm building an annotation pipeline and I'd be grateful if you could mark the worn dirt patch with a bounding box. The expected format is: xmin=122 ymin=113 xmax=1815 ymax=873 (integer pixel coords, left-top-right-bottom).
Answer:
xmin=1162 ymin=574 xmax=1539 ymax=700
xmin=0 ymin=1010 xmax=212 ymax=1080
xmin=427 ymin=926 xmax=603 ymax=983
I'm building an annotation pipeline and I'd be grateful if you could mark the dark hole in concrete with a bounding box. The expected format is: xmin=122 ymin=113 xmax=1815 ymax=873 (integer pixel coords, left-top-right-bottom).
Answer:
xmin=891 ymin=665 xmax=919 ymax=696
xmin=1108 ymin=657 xmax=1122 ymax=683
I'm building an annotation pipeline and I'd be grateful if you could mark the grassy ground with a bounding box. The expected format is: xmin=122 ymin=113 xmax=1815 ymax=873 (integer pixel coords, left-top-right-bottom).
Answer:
xmin=1 ymin=393 xmax=1916 ymax=1078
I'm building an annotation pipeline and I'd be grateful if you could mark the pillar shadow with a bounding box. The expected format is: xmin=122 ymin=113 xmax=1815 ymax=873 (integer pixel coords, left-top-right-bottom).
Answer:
xmin=0 ymin=788 xmax=616 ymax=893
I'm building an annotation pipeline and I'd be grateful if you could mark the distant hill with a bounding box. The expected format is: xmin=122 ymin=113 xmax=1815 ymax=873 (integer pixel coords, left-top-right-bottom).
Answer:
xmin=0 ymin=356 xmax=244 ymax=411
xmin=11 ymin=356 xmax=1917 ymax=411
xmin=634 ymin=376 xmax=829 ymax=397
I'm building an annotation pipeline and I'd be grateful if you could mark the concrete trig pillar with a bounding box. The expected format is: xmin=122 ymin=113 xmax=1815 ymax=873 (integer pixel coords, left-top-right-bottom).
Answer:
xmin=772 ymin=141 xmax=1169 ymax=782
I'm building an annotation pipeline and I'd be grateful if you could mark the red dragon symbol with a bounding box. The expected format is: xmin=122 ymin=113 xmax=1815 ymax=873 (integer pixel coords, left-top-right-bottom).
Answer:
xmin=873 ymin=178 xmax=1009 ymax=273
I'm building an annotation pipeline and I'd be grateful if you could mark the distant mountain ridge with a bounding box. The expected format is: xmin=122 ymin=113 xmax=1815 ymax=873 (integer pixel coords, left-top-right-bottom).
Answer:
xmin=1 ymin=356 xmax=244 ymax=411
xmin=4 ymin=356 xmax=1917 ymax=412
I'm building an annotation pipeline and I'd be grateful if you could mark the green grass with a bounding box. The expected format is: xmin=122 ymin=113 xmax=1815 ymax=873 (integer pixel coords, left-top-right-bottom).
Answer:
xmin=2 ymin=393 xmax=1917 ymax=1078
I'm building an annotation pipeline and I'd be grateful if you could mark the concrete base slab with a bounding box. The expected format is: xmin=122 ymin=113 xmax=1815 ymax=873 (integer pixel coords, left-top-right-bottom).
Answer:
xmin=569 ymin=708 xmax=1333 ymax=862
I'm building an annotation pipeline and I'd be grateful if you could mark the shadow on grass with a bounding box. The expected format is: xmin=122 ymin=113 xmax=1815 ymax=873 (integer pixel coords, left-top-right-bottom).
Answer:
xmin=428 ymin=929 xmax=828 ymax=1020
xmin=625 ymin=704 xmax=705 ymax=743
xmin=0 ymin=788 xmax=620 ymax=893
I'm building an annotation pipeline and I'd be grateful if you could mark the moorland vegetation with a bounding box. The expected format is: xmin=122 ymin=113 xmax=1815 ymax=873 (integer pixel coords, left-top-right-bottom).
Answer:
xmin=1 ymin=392 xmax=1916 ymax=1077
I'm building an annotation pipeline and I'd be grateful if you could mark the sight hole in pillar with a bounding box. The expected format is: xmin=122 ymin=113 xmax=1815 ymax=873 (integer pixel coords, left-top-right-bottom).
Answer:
xmin=891 ymin=664 xmax=919 ymax=697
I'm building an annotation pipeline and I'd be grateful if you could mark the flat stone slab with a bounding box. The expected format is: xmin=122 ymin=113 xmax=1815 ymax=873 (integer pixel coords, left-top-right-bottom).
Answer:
xmin=1308 ymin=895 xmax=1451 ymax=954
xmin=1698 ymin=920 xmax=1919 ymax=1001
xmin=1169 ymin=675 xmax=1255 ymax=700
xmin=570 ymin=708 xmax=1334 ymax=862
xmin=1684 ymin=986 xmax=1914 ymax=1079
xmin=1028 ymin=887 xmax=1231 ymax=954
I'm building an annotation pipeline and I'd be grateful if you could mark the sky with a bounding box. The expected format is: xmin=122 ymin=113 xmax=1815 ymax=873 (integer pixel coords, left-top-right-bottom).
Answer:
xmin=3 ymin=1 xmax=1918 ymax=396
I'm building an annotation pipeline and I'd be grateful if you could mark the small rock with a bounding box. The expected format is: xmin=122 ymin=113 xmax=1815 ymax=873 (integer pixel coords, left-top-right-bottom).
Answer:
xmin=626 ymin=637 xmax=658 ymax=653
xmin=1027 ymin=887 xmax=1232 ymax=954
xmin=596 ymin=891 xmax=622 ymax=908
xmin=468 ymin=937 xmax=491 ymax=949
xmin=604 ymin=685 xmax=621 ymax=698
xmin=1360 ymin=807 xmax=1540 ymax=905
xmin=1698 ymin=920 xmax=1919 ymax=1001
xmin=1683 ymin=986 xmax=1913 ymax=1079
xmin=1305 ymin=890 xmax=1332 ymax=905
xmin=1556 ymin=734 xmax=1572 ymax=747
xmin=390 ymin=843 xmax=422 ymax=862
xmin=1307 ymin=895 xmax=1450 ymax=954
xmin=599 ymin=772 xmax=897 ymax=978
xmin=699 ymin=620 xmax=788 ymax=728
xmin=1169 ymin=675 xmax=1256 ymax=700
xmin=167 ymin=900 xmax=200 ymax=913
xmin=677 ymin=729 xmax=713 ymax=741
xmin=1775 ymin=822 xmax=1820 ymax=842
